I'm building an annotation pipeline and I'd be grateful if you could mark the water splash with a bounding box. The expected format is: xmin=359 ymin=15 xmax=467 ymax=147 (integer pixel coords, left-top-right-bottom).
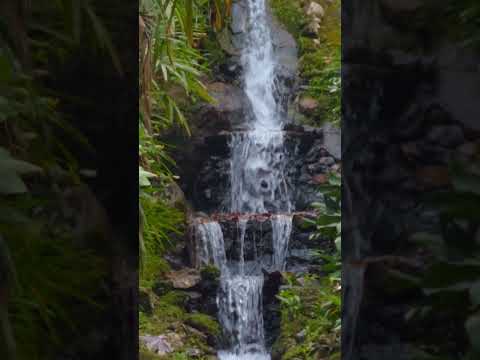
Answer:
xmin=218 ymin=275 xmax=266 ymax=356
xmin=230 ymin=132 xmax=291 ymax=214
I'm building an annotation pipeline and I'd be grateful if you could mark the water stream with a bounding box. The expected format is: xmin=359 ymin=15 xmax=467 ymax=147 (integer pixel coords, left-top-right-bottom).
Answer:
xmin=195 ymin=0 xmax=293 ymax=358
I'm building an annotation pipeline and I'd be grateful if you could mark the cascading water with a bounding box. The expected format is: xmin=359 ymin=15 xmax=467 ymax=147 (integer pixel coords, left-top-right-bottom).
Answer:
xmin=195 ymin=0 xmax=294 ymax=358
xmin=195 ymin=220 xmax=228 ymax=272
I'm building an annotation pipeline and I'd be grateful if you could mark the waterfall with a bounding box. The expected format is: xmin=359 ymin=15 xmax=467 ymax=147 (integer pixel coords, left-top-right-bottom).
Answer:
xmin=195 ymin=220 xmax=228 ymax=273
xmin=195 ymin=0 xmax=293 ymax=358
xmin=271 ymin=215 xmax=293 ymax=271
xmin=230 ymin=132 xmax=291 ymax=214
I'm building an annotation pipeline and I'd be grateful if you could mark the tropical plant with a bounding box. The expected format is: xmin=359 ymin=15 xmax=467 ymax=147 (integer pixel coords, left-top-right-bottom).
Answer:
xmin=404 ymin=161 xmax=480 ymax=359
xmin=308 ymin=172 xmax=341 ymax=253
xmin=0 ymin=2 xmax=120 ymax=358
xmin=138 ymin=0 xmax=232 ymax=270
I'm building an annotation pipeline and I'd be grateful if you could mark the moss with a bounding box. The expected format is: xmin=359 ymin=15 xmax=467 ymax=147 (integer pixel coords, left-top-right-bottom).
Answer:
xmin=140 ymin=346 xmax=161 ymax=360
xmin=200 ymin=264 xmax=221 ymax=282
xmin=139 ymin=291 xmax=187 ymax=335
xmin=186 ymin=313 xmax=221 ymax=337
xmin=270 ymin=0 xmax=306 ymax=39
xmin=141 ymin=256 xmax=171 ymax=289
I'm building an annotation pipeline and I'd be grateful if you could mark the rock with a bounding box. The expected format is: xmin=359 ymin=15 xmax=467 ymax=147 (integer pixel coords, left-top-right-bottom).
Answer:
xmin=184 ymin=291 xmax=203 ymax=312
xmin=298 ymin=96 xmax=319 ymax=115
xmin=318 ymin=156 xmax=335 ymax=166
xmin=186 ymin=348 xmax=203 ymax=358
xmin=194 ymin=82 xmax=250 ymax=134
xmin=305 ymin=19 xmax=321 ymax=36
xmin=230 ymin=3 xmax=247 ymax=34
xmin=165 ymin=182 xmax=187 ymax=209
xmin=426 ymin=125 xmax=465 ymax=148
xmin=296 ymin=329 xmax=307 ymax=342
xmin=305 ymin=2 xmax=325 ymax=18
xmin=166 ymin=268 xmax=201 ymax=289
xmin=323 ymin=122 xmax=342 ymax=159
xmin=140 ymin=335 xmax=174 ymax=356
xmin=152 ymin=280 xmax=173 ymax=297
xmin=217 ymin=28 xmax=240 ymax=56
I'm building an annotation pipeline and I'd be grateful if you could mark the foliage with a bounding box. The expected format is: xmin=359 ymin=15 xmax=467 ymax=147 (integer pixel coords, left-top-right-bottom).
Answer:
xmin=303 ymin=46 xmax=341 ymax=125
xmin=138 ymin=0 xmax=230 ymax=268
xmin=270 ymin=0 xmax=306 ymax=39
xmin=275 ymin=272 xmax=341 ymax=360
xmin=308 ymin=172 xmax=341 ymax=252
xmin=0 ymin=2 xmax=118 ymax=358
xmin=275 ymin=171 xmax=341 ymax=360
xmin=402 ymin=161 xmax=480 ymax=359
xmin=271 ymin=0 xmax=341 ymax=126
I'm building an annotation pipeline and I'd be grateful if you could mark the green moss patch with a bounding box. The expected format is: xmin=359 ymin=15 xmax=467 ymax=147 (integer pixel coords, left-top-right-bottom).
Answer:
xmin=186 ymin=313 xmax=221 ymax=337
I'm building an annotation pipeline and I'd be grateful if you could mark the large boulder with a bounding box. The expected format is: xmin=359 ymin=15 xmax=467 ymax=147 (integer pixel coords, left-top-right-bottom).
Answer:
xmin=193 ymin=82 xmax=251 ymax=135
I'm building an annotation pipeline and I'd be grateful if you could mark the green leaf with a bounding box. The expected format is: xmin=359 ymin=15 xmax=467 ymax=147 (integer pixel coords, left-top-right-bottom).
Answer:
xmin=0 ymin=172 xmax=28 ymax=194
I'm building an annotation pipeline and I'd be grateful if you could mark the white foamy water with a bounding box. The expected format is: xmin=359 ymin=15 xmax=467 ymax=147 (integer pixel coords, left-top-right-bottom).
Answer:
xmin=272 ymin=215 xmax=293 ymax=271
xmin=230 ymin=132 xmax=291 ymax=214
xmin=195 ymin=220 xmax=228 ymax=272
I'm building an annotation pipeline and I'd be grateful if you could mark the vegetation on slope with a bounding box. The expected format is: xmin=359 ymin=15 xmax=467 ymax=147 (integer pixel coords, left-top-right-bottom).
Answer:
xmin=138 ymin=0 xmax=230 ymax=358
xmin=271 ymin=0 xmax=341 ymax=126
xmin=0 ymin=1 xmax=130 ymax=359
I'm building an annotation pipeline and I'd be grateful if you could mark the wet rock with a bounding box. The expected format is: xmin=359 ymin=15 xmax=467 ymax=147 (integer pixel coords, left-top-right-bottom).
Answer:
xmin=323 ymin=122 xmax=342 ymax=159
xmin=166 ymin=269 xmax=201 ymax=290
xmin=217 ymin=28 xmax=241 ymax=56
xmin=184 ymin=291 xmax=203 ymax=312
xmin=230 ymin=3 xmax=247 ymax=34
xmin=194 ymin=82 xmax=250 ymax=134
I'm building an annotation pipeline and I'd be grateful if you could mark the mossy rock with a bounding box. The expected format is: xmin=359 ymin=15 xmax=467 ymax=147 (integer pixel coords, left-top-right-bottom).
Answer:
xmin=200 ymin=265 xmax=221 ymax=282
xmin=152 ymin=280 xmax=174 ymax=297
xmin=185 ymin=313 xmax=221 ymax=338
